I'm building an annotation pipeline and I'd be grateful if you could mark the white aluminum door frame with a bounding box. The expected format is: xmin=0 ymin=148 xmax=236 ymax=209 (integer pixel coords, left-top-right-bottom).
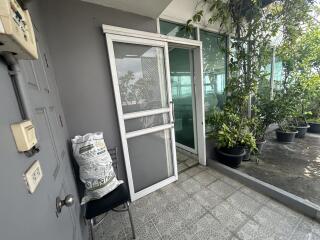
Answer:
xmin=105 ymin=32 xmax=177 ymax=201
xmin=103 ymin=24 xmax=206 ymax=201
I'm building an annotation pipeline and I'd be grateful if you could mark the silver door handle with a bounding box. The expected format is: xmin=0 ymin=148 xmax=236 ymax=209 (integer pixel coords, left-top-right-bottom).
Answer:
xmin=56 ymin=194 xmax=74 ymax=215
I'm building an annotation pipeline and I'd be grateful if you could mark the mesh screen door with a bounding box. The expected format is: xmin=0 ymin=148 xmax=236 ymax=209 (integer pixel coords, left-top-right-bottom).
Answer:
xmin=106 ymin=34 xmax=178 ymax=201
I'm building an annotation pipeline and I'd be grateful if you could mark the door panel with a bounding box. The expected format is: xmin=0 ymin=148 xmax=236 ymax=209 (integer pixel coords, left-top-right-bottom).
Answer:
xmin=17 ymin=27 xmax=78 ymax=239
xmin=107 ymin=34 xmax=177 ymax=201
xmin=127 ymin=129 xmax=174 ymax=192
xmin=169 ymin=48 xmax=197 ymax=152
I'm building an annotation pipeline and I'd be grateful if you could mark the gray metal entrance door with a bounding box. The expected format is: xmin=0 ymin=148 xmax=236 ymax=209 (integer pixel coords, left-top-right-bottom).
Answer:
xmin=19 ymin=28 xmax=78 ymax=240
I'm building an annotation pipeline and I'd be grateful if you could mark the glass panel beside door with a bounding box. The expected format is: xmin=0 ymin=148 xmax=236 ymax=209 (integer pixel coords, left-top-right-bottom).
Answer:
xmin=107 ymin=36 xmax=177 ymax=201
xmin=169 ymin=48 xmax=197 ymax=153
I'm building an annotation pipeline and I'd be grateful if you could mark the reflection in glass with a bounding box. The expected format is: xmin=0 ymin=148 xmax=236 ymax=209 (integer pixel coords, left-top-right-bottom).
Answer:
xmin=169 ymin=48 xmax=196 ymax=149
xmin=160 ymin=20 xmax=196 ymax=40
xmin=113 ymin=43 xmax=168 ymax=113
xmin=200 ymin=30 xmax=227 ymax=115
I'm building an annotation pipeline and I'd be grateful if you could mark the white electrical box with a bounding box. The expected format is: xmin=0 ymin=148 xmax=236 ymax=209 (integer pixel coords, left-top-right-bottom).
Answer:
xmin=11 ymin=120 xmax=38 ymax=152
xmin=0 ymin=0 xmax=38 ymax=59
xmin=24 ymin=160 xmax=43 ymax=194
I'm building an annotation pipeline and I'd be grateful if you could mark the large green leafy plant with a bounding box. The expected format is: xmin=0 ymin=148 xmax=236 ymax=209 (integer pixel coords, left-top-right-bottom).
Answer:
xmin=190 ymin=0 xmax=315 ymax=145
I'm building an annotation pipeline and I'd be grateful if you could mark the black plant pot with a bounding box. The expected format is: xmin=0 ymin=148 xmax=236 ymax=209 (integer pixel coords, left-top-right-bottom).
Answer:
xmin=243 ymin=147 xmax=251 ymax=161
xmin=296 ymin=125 xmax=310 ymax=138
xmin=308 ymin=122 xmax=320 ymax=134
xmin=276 ymin=129 xmax=298 ymax=143
xmin=255 ymin=140 xmax=266 ymax=154
xmin=215 ymin=146 xmax=246 ymax=168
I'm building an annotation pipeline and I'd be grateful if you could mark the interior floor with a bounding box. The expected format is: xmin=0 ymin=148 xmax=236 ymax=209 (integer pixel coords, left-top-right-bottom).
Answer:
xmin=93 ymin=165 xmax=320 ymax=240
xmin=176 ymin=147 xmax=199 ymax=173
xmin=238 ymin=131 xmax=320 ymax=207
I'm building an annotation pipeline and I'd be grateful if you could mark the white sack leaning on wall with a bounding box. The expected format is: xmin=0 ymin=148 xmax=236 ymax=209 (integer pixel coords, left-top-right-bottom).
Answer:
xmin=72 ymin=132 xmax=123 ymax=204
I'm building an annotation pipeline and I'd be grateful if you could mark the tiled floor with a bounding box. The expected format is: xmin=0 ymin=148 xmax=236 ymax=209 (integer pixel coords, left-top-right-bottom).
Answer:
xmin=93 ymin=166 xmax=320 ymax=240
xmin=177 ymin=148 xmax=198 ymax=173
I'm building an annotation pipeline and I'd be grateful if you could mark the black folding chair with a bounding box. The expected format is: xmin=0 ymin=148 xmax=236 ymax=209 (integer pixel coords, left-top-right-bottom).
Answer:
xmin=84 ymin=147 xmax=136 ymax=240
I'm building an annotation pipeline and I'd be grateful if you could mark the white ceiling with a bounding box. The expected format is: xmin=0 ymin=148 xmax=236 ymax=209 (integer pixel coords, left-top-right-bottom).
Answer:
xmin=81 ymin=0 xmax=173 ymax=18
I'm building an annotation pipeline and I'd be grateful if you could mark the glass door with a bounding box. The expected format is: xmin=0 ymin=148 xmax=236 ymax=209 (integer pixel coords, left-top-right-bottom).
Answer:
xmin=169 ymin=48 xmax=197 ymax=153
xmin=106 ymin=34 xmax=177 ymax=201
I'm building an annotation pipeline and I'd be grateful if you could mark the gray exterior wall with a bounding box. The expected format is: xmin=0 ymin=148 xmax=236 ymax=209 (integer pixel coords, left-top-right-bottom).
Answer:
xmin=39 ymin=0 xmax=157 ymax=181
xmin=0 ymin=2 xmax=87 ymax=238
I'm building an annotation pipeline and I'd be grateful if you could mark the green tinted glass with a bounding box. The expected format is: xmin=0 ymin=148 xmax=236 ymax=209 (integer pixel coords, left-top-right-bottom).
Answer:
xmin=169 ymin=48 xmax=196 ymax=149
xmin=200 ymin=30 xmax=227 ymax=115
xmin=160 ymin=20 xmax=196 ymax=40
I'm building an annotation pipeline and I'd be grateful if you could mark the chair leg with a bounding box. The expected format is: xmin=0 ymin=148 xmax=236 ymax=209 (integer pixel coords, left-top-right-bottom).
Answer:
xmin=89 ymin=219 xmax=95 ymax=240
xmin=125 ymin=202 xmax=136 ymax=239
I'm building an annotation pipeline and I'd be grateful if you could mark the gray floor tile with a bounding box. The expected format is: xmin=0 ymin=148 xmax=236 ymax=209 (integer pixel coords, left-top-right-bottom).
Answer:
xmin=177 ymin=151 xmax=189 ymax=162
xmin=153 ymin=206 xmax=185 ymax=237
xmin=176 ymin=197 xmax=207 ymax=222
xmin=211 ymin=201 xmax=248 ymax=232
xmin=93 ymin=211 xmax=127 ymax=240
xmin=184 ymin=166 xmax=205 ymax=176
xmin=296 ymin=216 xmax=320 ymax=237
xmin=129 ymin=192 xmax=168 ymax=229
xmin=176 ymin=172 xmax=189 ymax=184
xmin=240 ymin=186 xmax=270 ymax=204
xmin=236 ymin=220 xmax=284 ymax=240
xmin=208 ymin=180 xmax=237 ymax=198
xmin=193 ymin=170 xmax=217 ymax=186
xmin=192 ymin=188 xmax=223 ymax=210
xmin=125 ymin=220 xmax=161 ymax=240
xmin=159 ymin=183 xmax=188 ymax=203
xmin=290 ymin=221 xmax=320 ymax=240
xmin=185 ymin=214 xmax=233 ymax=240
xmin=185 ymin=158 xmax=198 ymax=167
xmin=253 ymin=206 xmax=299 ymax=236
xmin=226 ymin=191 xmax=262 ymax=216
xmin=266 ymin=200 xmax=302 ymax=223
xmin=178 ymin=162 xmax=189 ymax=172
xmin=206 ymin=168 xmax=224 ymax=179
xmin=178 ymin=177 xmax=203 ymax=195
xmin=221 ymin=176 xmax=243 ymax=189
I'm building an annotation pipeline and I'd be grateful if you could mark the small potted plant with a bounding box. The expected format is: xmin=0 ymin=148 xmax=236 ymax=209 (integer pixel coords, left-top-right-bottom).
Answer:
xmin=306 ymin=100 xmax=320 ymax=134
xmin=270 ymin=89 xmax=299 ymax=143
xmin=294 ymin=116 xmax=310 ymax=138
xmin=276 ymin=120 xmax=298 ymax=142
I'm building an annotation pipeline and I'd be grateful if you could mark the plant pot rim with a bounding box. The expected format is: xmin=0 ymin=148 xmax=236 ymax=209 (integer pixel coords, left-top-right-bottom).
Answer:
xmin=217 ymin=148 xmax=246 ymax=157
xmin=276 ymin=129 xmax=298 ymax=134
xmin=256 ymin=139 xmax=266 ymax=144
xmin=296 ymin=125 xmax=310 ymax=129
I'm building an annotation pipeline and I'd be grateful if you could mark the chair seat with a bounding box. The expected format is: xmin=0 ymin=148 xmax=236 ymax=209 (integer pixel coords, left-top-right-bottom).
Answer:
xmin=85 ymin=184 xmax=129 ymax=219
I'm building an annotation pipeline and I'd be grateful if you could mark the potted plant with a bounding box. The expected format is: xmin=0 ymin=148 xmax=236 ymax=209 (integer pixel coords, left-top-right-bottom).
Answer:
xmin=272 ymin=90 xmax=298 ymax=143
xmin=295 ymin=118 xmax=310 ymax=138
xmin=306 ymin=78 xmax=320 ymax=134
xmin=208 ymin=111 xmax=256 ymax=168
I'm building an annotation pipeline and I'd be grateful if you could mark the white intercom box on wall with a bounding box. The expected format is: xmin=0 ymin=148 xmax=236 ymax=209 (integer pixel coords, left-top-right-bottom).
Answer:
xmin=0 ymin=0 xmax=38 ymax=59
xmin=11 ymin=120 xmax=38 ymax=152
